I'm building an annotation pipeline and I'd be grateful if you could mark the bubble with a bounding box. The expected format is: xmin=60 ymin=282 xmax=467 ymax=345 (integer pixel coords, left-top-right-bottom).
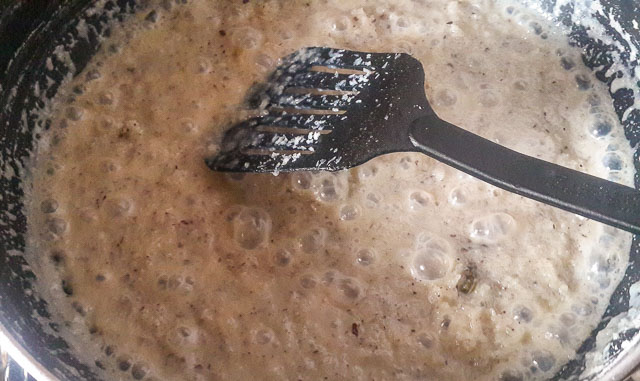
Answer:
xmin=396 ymin=17 xmax=409 ymax=28
xmin=40 ymin=199 xmax=58 ymax=213
xmin=117 ymin=296 xmax=133 ymax=316
xmin=607 ymin=171 xmax=623 ymax=183
xmin=98 ymin=91 xmax=114 ymax=105
xmin=180 ymin=326 xmax=196 ymax=340
xmin=167 ymin=275 xmax=194 ymax=294
xmin=291 ymin=172 xmax=312 ymax=190
xmin=51 ymin=131 xmax=65 ymax=146
xmin=339 ymin=204 xmax=360 ymax=221
xmin=73 ymin=84 xmax=87 ymax=95
xmin=224 ymin=205 xmax=244 ymax=222
xmin=411 ymin=236 xmax=451 ymax=281
xmin=105 ymin=345 xmax=116 ymax=356
xmin=440 ymin=316 xmax=451 ymax=329
xmin=598 ymin=232 xmax=618 ymax=248
xmin=332 ymin=16 xmax=350 ymax=31
xmin=157 ymin=275 xmax=168 ymax=290
xmin=66 ymin=106 xmax=84 ymax=121
xmin=571 ymin=303 xmax=593 ymax=316
xmin=399 ymin=156 xmax=413 ymax=169
xmin=106 ymin=198 xmax=133 ymax=217
xmin=61 ymin=279 xmax=73 ymax=296
xmin=118 ymin=120 xmax=144 ymax=138
xmin=606 ymin=143 xmax=619 ymax=152
xmin=435 ymin=89 xmax=457 ymax=107
xmin=196 ymin=57 xmax=212 ymax=74
xmin=560 ymin=312 xmax=576 ymax=326
xmin=588 ymin=251 xmax=619 ymax=283
xmin=169 ymin=327 xmax=192 ymax=347
xmin=117 ymin=355 xmax=132 ymax=371
xmin=469 ymin=212 xmax=516 ymax=243
xmin=78 ymin=208 xmax=98 ymax=222
xmin=279 ymin=28 xmax=294 ymax=40
xmin=357 ymin=165 xmax=378 ymax=180
xmin=86 ymin=69 xmax=101 ymax=81
xmin=575 ymin=73 xmax=591 ymax=90
xmin=529 ymin=21 xmax=543 ymax=35
xmin=408 ymin=191 xmax=433 ymax=210
xmin=417 ymin=333 xmax=433 ymax=348
xmin=312 ymin=173 xmax=347 ymax=202
xmin=602 ymin=152 xmax=623 ymax=171
xmin=513 ymin=80 xmax=527 ymax=90
xmin=532 ymin=351 xmax=556 ymax=372
xmin=255 ymin=329 xmax=274 ymax=344
xmin=396 ymin=40 xmax=414 ymax=55
xmin=180 ymin=118 xmax=198 ymax=133
xmin=72 ymin=301 xmax=86 ymax=316
xmin=255 ymin=53 xmax=274 ymax=70
xmin=321 ymin=270 xmax=336 ymax=286
xmin=456 ymin=266 xmax=477 ymax=294
xmin=99 ymin=159 xmax=121 ymax=174
xmin=46 ymin=217 xmax=67 ymax=235
xmin=587 ymin=93 xmax=602 ymax=108
xmin=232 ymin=207 xmax=272 ymax=250
xmin=131 ymin=362 xmax=149 ymax=380
xmin=590 ymin=119 xmax=612 ymax=138
xmin=355 ymin=248 xmax=375 ymax=266
xmin=300 ymin=274 xmax=317 ymax=289
xmin=479 ymin=91 xmax=499 ymax=107
xmin=97 ymin=116 xmax=115 ymax=131
xmin=516 ymin=12 xmax=530 ymax=24
xmin=365 ymin=192 xmax=383 ymax=208
xmin=160 ymin=0 xmax=173 ymax=10
xmin=560 ymin=57 xmax=575 ymax=71
xmin=337 ymin=278 xmax=361 ymax=300
xmin=513 ymin=305 xmax=533 ymax=323
xmin=415 ymin=233 xmax=449 ymax=251
xmin=300 ymin=228 xmax=326 ymax=254
xmin=145 ymin=9 xmax=158 ymax=23
xmin=448 ymin=187 xmax=467 ymax=206
xmin=108 ymin=43 xmax=121 ymax=54
xmin=274 ymin=248 xmax=292 ymax=266
xmin=50 ymin=250 xmax=65 ymax=266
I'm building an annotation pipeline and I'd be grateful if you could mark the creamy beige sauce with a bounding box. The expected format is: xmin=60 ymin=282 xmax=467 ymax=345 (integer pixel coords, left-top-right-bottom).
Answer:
xmin=27 ymin=1 xmax=636 ymax=380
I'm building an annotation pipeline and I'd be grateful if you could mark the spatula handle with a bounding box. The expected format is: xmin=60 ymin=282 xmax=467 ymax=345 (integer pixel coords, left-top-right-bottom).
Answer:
xmin=409 ymin=114 xmax=640 ymax=235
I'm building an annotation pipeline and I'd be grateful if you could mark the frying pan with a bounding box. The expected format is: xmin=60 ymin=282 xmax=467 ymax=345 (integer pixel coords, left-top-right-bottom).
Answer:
xmin=0 ymin=0 xmax=639 ymax=379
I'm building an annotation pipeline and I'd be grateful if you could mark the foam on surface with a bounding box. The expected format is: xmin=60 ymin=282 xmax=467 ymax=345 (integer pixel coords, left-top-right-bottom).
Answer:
xmin=23 ymin=0 xmax=637 ymax=380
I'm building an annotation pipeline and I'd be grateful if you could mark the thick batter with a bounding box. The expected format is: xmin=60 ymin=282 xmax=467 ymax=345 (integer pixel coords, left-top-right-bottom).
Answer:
xmin=27 ymin=0 xmax=635 ymax=380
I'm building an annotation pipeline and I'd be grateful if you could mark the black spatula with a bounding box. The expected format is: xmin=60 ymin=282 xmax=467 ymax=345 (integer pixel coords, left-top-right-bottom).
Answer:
xmin=206 ymin=47 xmax=640 ymax=235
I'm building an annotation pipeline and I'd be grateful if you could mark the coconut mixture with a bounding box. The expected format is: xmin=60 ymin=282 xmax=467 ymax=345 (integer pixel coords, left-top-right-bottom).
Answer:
xmin=26 ymin=0 xmax=636 ymax=380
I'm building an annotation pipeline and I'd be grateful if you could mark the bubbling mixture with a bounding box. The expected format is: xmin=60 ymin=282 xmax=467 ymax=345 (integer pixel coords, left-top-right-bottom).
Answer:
xmin=26 ymin=0 xmax=637 ymax=380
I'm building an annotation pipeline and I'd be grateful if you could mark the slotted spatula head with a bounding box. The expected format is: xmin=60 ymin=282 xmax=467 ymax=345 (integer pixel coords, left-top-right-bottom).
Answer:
xmin=205 ymin=47 xmax=431 ymax=173
xmin=204 ymin=48 xmax=640 ymax=236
